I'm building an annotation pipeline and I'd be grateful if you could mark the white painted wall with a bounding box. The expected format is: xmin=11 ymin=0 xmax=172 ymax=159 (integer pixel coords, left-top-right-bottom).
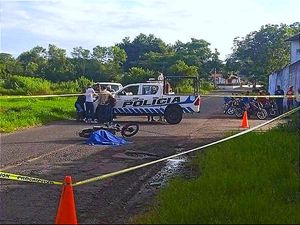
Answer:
xmin=291 ymin=40 xmax=300 ymax=64
xmin=268 ymin=61 xmax=300 ymax=106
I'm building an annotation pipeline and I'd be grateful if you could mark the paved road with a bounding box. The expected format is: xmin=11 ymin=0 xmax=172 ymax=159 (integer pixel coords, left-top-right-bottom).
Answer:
xmin=0 ymin=94 xmax=267 ymax=224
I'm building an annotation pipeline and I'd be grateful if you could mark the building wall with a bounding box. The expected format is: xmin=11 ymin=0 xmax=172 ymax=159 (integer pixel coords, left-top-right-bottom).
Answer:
xmin=268 ymin=60 xmax=300 ymax=105
xmin=291 ymin=40 xmax=300 ymax=64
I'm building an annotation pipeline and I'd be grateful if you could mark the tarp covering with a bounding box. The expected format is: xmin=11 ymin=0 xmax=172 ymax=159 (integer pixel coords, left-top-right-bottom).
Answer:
xmin=86 ymin=129 xmax=130 ymax=146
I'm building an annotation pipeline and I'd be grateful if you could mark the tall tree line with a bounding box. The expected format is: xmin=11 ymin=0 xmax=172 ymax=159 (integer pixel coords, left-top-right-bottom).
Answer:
xmin=225 ymin=22 xmax=300 ymax=83
xmin=0 ymin=22 xmax=299 ymax=85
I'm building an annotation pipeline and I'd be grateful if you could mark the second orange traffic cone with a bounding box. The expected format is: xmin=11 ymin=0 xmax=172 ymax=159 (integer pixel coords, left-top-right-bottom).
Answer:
xmin=241 ymin=111 xmax=249 ymax=128
xmin=55 ymin=176 xmax=78 ymax=225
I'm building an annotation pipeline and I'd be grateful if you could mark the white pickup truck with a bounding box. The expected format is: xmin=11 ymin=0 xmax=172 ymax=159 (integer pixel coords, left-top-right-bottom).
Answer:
xmin=111 ymin=79 xmax=201 ymax=124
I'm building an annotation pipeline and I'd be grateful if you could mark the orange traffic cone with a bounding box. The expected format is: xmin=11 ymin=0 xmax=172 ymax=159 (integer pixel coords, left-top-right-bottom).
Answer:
xmin=241 ymin=111 xmax=249 ymax=128
xmin=55 ymin=176 xmax=78 ymax=225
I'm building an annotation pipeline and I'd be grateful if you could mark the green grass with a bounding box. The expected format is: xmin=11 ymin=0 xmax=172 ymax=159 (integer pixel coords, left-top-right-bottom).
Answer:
xmin=136 ymin=118 xmax=300 ymax=224
xmin=0 ymin=97 xmax=76 ymax=133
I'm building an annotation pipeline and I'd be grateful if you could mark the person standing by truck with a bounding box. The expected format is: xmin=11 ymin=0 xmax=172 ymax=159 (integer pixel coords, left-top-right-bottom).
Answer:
xmin=96 ymin=85 xmax=115 ymax=123
xmin=75 ymin=88 xmax=86 ymax=121
xmin=85 ymin=85 xmax=96 ymax=123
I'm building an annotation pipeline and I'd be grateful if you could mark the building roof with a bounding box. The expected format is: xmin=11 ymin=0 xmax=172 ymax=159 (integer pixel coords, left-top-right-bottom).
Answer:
xmin=286 ymin=33 xmax=300 ymax=41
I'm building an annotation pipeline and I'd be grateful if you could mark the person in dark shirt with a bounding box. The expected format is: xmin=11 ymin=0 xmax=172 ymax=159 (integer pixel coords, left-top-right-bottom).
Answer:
xmin=75 ymin=89 xmax=86 ymax=121
xmin=275 ymin=85 xmax=284 ymax=114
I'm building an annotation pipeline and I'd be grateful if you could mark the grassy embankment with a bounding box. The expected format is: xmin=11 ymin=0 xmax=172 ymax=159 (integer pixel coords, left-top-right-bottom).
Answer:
xmin=136 ymin=116 xmax=300 ymax=224
xmin=0 ymin=75 xmax=88 ymax=133
xmin=0 ymin=97 xmax=76 ymax=133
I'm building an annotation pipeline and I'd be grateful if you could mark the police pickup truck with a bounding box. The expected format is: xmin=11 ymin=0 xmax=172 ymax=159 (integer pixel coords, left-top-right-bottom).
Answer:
xmin=111 ymin=78 xmax=201 ymax=124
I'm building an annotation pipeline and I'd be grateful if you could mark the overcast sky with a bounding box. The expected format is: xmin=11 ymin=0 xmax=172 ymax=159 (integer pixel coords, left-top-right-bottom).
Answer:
xmin=1 ymin=0 xmax=299 ymax=60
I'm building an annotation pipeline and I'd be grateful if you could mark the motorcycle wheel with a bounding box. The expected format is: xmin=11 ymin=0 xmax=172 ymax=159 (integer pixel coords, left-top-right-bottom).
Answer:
xmin=121 ymin=123 xmax=139 ymax=137
xmin=269 ymin=108 xmax=278 ymax=117
xmin=256 ymin=109 xmax=268 ymax=120
xmin=234 ymin=108 xmax=244 ymax=118
xmin=226 ymin=107 xmax=235 ymax=115
xmin=79 ymin=128 xmax=94 ymax=138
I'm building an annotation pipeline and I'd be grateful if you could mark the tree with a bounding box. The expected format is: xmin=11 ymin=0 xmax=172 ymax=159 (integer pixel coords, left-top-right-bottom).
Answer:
xmin=137 ymin=49 xmax=177 ymax=74
xmin=71 ymin=46 xmax=91 ymax=75
xmin=170 ymin=60 xmax=198 ymax=77
xmin=17 ymin=46 xmax=47 ymax=76
xmin=226 ymin=23 xmax=300 ymax=83
xmin=91 ymin=46 xmax=127 ymax=82
xmin=0 ymin=53 xmax=23 ymax=77
xmin=172 ymin=38 xmax=215 ymax=79
xmin=122 ymin=67 xmax=155 ymax=85
xmin=118 ymin=33 xmax=167 ymax=71
xmin=202 ymin=48 xmax=224 ymax=80
xmin=92 ymin=46 xmax=112 ymax=63
xmin=46 ymin=44 xmax=75 ymax=81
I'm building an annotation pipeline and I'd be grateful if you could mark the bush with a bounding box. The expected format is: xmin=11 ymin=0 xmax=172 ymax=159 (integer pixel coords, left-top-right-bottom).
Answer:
xmin=0 ymin=75 xmax=93 ymax=95
xmin=0 ymin=75 xmax=52 ymax=95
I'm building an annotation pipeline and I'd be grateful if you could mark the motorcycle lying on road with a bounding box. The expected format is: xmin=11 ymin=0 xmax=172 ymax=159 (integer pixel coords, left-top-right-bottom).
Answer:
xmin=79 ymin=122 xmax=139 ymax=138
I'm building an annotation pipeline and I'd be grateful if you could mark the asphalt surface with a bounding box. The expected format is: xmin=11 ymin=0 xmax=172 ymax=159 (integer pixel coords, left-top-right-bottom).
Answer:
xmin=0 ymin=93 xmax=269 ymax=224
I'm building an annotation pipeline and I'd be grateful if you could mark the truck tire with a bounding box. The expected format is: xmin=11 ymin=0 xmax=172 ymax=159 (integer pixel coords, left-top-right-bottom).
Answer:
xmin=164 ymin=105 xmax=183 ymax=124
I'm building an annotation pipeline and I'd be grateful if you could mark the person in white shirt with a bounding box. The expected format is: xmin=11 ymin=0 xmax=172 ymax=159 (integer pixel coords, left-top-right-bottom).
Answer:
xmin=85 ymin=86 xmax=96 ymax=123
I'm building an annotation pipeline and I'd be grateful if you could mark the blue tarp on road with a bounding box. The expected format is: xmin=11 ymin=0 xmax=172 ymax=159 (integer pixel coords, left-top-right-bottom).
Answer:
xmin=86 ymin=129 xmax=130 ymax=146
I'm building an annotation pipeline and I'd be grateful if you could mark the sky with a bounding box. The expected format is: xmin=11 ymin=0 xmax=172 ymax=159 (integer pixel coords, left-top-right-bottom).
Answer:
xmin=1 ymin=0 xmax=299 ymax=60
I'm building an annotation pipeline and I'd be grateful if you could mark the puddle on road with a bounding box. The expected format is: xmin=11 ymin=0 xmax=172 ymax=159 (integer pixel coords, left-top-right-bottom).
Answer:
xmin=148 ymin=156 xmax=187 ymax=188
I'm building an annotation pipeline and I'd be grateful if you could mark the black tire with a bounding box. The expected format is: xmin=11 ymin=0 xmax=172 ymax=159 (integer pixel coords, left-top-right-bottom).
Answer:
xmin=226 ymin=107 xmax=235 ymax=115
xmin=121 ymin=123 xmax=139 ymax=137
xmin=234 ymin=108 xmax=244 ymax=118
xmin=256 ymin=109 xmax=268 ymax=120
xmin=269 ymin=108 xmax=278 ymax=117
xmin=164 ymin=105 xmax=183 ymax=124
xmin=79 ymin=128 xmax=94 ymax=138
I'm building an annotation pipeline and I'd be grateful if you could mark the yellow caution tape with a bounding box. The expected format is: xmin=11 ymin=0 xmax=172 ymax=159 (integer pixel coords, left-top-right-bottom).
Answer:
xmin=0 ymin=171 xmax=63 ymax=185
xmin=0 ymin=93 xmax=82 ymax=99
xmin=201 ymin=94 xmax=300 ymax=99
xmin=72 ymin=107 xmax=300 ymax=187
xmin=0 ymin=93 xmax=298 ymax=99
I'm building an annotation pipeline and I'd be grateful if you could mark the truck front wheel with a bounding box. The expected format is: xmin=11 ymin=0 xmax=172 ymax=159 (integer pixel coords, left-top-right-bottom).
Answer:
xmin=164 ymin=105 xmax=183 ymax=124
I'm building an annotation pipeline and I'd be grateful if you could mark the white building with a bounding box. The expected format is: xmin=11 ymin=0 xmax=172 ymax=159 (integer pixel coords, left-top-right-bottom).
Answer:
xmin=268 ymin=33 xmax=300 ymax=96
xmin=287 ymin=33 xmax=300 ymax=64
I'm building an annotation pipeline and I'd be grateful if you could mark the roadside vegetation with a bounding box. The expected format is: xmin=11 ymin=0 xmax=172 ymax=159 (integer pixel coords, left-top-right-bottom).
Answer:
xmin=0 ymin=75 xmax=91 ymax=95
xmin=0 ymin=97 xmax=75 ymax=133
xmin=135 ymin=116 xmax=300 ymax=224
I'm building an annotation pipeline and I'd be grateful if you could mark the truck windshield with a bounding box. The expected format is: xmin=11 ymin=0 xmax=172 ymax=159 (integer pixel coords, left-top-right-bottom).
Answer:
xmin=142 ymin=85 xmax=159 ymax=95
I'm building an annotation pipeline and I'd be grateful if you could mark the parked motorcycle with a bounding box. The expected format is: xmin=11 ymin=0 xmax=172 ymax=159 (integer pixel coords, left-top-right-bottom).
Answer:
xmin=263 ymin=99 xmax=278 ymax=118
xmin=223 ymin=98 xmax=242 ymax=116
xmin=234 ymin=99 xmax=268 ymax=120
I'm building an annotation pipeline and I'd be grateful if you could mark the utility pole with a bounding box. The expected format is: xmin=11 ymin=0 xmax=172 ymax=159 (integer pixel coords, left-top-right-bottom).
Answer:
xmin=214 ymin=68 xmax=217 ymax=88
